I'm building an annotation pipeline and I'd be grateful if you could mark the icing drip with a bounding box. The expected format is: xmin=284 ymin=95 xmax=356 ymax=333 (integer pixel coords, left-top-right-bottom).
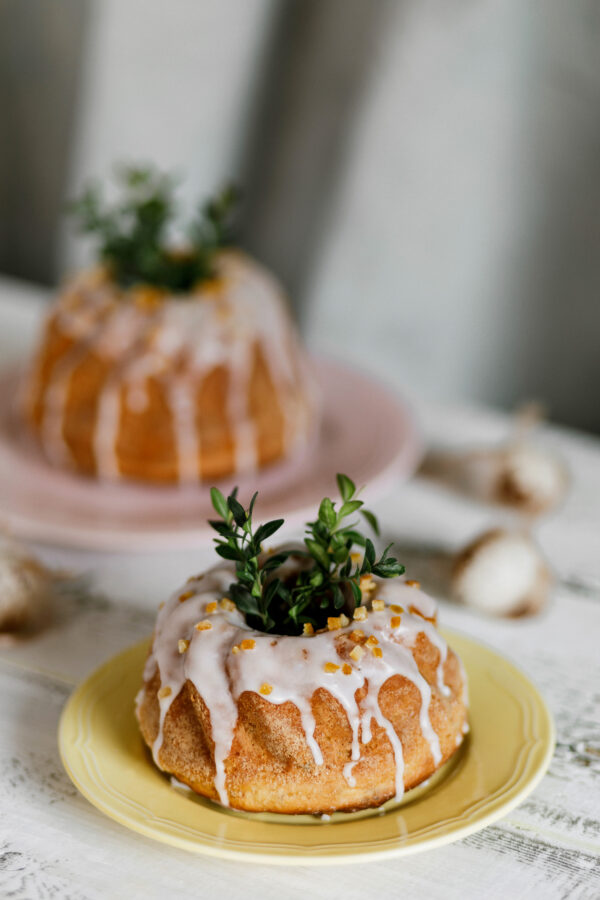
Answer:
xmin=226 ymin=339 xmax=257 ymax=474
xmin=41 ymin=363 xmax=78 ymax=466
xmin=93 ymin=380 xmax=122 ymax=479
xmin=30 ymin=251 xmax=317 ymax=481
xmin=92 ymin=310 xmax=159 ymax=479
xmin=379 ymin=580 xmax=451 ymax=699
xmin=40 ymin=319 xmax=111 ymax=466
xmin=138 ymin=574 xmax=454 ymax=807
xmin=168 ymin=378 xmax=201 ymax=483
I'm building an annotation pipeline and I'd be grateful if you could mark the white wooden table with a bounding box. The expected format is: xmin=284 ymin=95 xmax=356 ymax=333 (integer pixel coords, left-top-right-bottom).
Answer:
xmin=0 ymin=280 xmax=599 ymax=899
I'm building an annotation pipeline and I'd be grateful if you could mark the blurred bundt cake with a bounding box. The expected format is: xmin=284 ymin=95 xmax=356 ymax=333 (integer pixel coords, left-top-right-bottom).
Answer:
xmin=21 ymin=169 xmax=318 ymax=483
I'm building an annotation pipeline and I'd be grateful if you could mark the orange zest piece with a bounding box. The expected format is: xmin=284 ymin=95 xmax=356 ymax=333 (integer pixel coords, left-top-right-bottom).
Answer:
xmin=220 ymin=597 xmax=235 ymax=611
xmin=409 ymin=604 xmax=437 ymax=624
xmin=350 ymin=629 xmax=365 ymax=643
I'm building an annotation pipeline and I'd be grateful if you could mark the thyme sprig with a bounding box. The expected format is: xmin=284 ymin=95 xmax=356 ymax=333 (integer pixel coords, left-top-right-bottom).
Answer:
xmin=69 ymin=165 xmax=239 ymax=292
xmin=209 ymin=474 xmax=405 ymax=635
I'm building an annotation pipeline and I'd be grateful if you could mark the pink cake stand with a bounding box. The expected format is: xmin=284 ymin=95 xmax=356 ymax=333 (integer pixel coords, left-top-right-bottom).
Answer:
xmin=0 ymin=359 xmax=422 ymax=551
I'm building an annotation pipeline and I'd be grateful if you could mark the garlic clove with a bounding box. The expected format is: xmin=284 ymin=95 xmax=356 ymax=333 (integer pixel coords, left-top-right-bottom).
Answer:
xmin=422 ymin=442 xmax=568 ymax=517
xmin=493 ymin=444 xmax=568 ymax=515
xmin=452 ymin=528 xmax=551 ymax=617
xmin=0 ymin=544 xmax=57 ymax=638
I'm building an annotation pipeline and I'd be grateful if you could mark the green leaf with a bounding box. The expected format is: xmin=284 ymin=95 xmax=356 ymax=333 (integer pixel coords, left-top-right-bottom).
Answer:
xmin=254 ymin=519 xmax=284 ymax=545
xmin=229 ymin=584 xmax=259 ymax=616
xmin=227 ymin=495 xmax=247 ymax=528
xmin=210 ymin=487 xmax=229 ymax=521
xmin=329 ymin=532 xmax=346 ymax=552
xmin=349 ymin=579 xmax=362 ymax=603
xmin=318 ymin=497 xmax=337 ymax=530
xmin=339 ymin=499 xmax=363 ymax=519
xmin=336 ymin=473 xmax=355 ymax=502
xmin=215 ymin=544 xmax=245 ymax=562
xmin=309 ymin=569 xmax=324 ymax=587
xmin=343 ymin=529 xmax=366 ymax=547
xmin=311 ymin=520 xmax=329 ymax=544
xmin=261 ymin=551 xmax=292 ymax=571
xmin=332 ymin=584 xmax=344 ymax=609
xmin=305 ymin=539 xmax=331 ymax=570
xmin=248 ymin=491 xmax=258 ymax=519
xmin=230 ymin=583 xmax=273 ymax=631
xmin=208 ymin=519 xmax=232 ymax=537
xmin=333 ymin=544 xmax=349 ymax=565
xmin=361 ymin=509 xmax=380 ymax=536
xmin=287 ymin=592 xmax=312 ymax=624
xmin=373 ymin=562 xmax=405 ymax=578
xmin=264 ymin=578 xmax=283 ymax=606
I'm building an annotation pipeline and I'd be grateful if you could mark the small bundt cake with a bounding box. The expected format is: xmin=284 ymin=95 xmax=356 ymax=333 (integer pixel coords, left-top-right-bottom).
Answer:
xmin=21 ymin=168 xmax=317 ymax=483
xmin=136 ymin=479 xmax=468 ymax=814
xmin=22 ymin=251 xmax=317 ymax=483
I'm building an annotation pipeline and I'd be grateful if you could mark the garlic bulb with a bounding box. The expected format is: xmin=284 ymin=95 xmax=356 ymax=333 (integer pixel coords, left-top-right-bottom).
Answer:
xmin=422 ymin=442 xmax=568 ymax=516
xmin=452 ymin=529 xmax=551 ymax=617
xmin=0 ymin=544 xmax=54 ymax=635
xmin=490 ymin=444 xmax=568 ymax=515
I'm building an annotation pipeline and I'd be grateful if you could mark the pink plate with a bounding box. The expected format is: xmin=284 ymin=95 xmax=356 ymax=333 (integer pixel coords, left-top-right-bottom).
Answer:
xmin=0 ymin=359 xmax=422 ymax=551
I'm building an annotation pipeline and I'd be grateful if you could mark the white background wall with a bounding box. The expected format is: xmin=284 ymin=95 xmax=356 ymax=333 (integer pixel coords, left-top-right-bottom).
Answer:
xmin=306 ymin=0 xmax=600 ymax=428
xmin=2 ymin=0 xmax=600 ymax=431
xmin=61 ymin=0 xmax=278 ymax=271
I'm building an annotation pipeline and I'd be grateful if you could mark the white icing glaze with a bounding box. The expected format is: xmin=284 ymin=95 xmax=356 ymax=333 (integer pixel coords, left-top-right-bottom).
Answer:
xmin=137 ymin=571 xmax=459 ymax=808
xmin=27 ymin=251 xmax=318 ymax=481
xmin=93 ymin=379 xmax=122 ymax=479
xmin=168 ymin=378 xmax=201 ymax=483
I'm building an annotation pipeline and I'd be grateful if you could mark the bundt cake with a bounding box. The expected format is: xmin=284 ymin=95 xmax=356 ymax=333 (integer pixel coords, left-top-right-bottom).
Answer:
xmin=21 ymin=169 xmax=318 ymax=483
xmin=136 ymin=476 xmax=468 ymax=814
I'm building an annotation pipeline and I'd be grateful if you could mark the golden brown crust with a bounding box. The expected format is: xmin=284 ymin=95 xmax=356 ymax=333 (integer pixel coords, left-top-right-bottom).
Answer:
xmin=137 ymin=634 xmax=467 ymax=814
xmin=23 ymin=289 xmax=310 ymax=483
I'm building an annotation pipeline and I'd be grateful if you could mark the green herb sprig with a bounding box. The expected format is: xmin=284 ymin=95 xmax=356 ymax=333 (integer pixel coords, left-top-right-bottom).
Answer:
xmin=69 ymin=165 xmax=239 ymax=293
xmin=209 ymin=474 xmax=405 ymax=635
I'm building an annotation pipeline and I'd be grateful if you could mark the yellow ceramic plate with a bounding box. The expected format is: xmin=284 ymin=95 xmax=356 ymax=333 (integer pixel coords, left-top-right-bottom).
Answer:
xmin=58 ymin=630 xmax=554 ymax=864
